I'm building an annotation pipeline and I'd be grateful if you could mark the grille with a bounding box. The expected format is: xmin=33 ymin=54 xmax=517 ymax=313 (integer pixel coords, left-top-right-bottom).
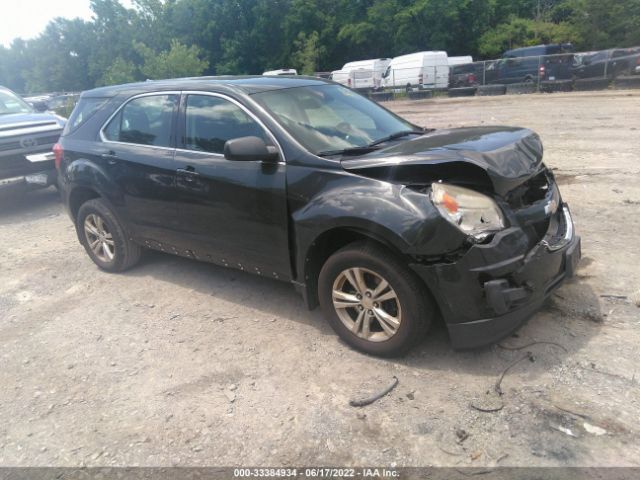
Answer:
xmin=506 ymin=169 xmax=555 ymax=247
xmin=505 ymin=170 xmax=550 ymax=209
xmin=0 ymin=134 xmax=60 ymax=153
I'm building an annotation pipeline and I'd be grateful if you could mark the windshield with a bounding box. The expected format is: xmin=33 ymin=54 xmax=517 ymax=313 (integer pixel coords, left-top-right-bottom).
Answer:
xmin=0 ymin=89 xmax=33 ymax=115
xmin=252 ymin=84 xmax=416 ymax=155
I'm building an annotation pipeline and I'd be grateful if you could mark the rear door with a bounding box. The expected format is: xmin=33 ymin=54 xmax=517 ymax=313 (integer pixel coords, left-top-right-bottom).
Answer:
xmin=100 ymin=92 xmax=181 ymax=243
xmin=171 ymin=92 xmax=291 ymax=279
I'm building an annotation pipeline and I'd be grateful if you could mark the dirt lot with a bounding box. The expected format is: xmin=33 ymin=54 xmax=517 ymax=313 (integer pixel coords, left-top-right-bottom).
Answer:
xmin=1 ymin=90 xmax=639 ymax=468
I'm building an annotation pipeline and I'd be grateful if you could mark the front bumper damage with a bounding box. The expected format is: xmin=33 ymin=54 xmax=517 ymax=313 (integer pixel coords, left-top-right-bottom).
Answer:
xmin=411 ymin=203 xmax=581 ymax=349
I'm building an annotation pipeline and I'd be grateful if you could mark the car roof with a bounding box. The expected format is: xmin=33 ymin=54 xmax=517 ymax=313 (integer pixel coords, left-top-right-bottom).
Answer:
xmin=82 ymin=75 xmax=332 ymax=98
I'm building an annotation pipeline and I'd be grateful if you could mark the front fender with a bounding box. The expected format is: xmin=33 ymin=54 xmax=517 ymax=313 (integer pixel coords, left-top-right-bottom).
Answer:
xmin=289 ymin=168 xmax=468 ymax=283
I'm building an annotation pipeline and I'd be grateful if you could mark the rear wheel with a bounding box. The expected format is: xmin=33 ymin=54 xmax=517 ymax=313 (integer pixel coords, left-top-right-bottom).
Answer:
xmin=318 ymin=241 xmax=433 ymax=357
xmin=77 ymin=198 xmax=141 ymax=272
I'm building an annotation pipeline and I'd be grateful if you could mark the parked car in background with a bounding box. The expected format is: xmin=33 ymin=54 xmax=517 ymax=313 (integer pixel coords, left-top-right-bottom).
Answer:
xmin=486 ymin=44 xmax=574 ymax=84
xmin=330 ymin=68 xmax=375 ymax=90
xmin=47 ymin=93 xmax=80 ymax=114
xmin=263 ymin=68 xmax=298 ymax=76
xmin=341 ymin=58 xmax=391 ymax=90
xmin=448 ymin=56 xmax=473 ymax=66
xmin=572 ymin=47 xmax=640 ymax=79
xmin=24 ymin=94 xmax=54 ymax=113
xmin=0 ymin=86 xmax=65 ymax=194
xmin=57 ymin=76 xmax=580 ymax=356
xmin=382 ymin=51 xmax=449 ymax=90
xmin=449 ymin=63 xmax=479 ymax=88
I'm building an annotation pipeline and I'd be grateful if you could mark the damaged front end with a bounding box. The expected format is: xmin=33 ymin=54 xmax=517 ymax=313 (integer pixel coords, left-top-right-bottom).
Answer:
xmin=342 ymin=126 xmax=581 ymax=349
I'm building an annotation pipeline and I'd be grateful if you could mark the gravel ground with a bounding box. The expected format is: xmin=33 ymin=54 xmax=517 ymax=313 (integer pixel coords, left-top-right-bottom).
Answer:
xmin=1 ymin=90 xmax=639 ymax=468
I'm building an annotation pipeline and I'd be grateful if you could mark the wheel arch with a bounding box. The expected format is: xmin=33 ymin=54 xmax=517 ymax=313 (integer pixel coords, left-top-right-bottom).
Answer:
xmin=301 ymin=225 xmax=409 ymax=310
xmin=69 ymin=186 xmax=101 ymax=222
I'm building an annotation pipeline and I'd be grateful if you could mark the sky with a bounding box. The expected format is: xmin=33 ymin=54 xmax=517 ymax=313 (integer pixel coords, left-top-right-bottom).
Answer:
xmin=1 ymin=0 xmax=96 ymax=47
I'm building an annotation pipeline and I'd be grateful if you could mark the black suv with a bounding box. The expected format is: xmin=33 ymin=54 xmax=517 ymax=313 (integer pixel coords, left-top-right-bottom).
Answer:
xmin=572 ymin=48 xmax=640 ymax=79
xmin=486 ymin=44 xmax=574 ymax=84
xmin=1 ymin=86 xmax=65 ymax=194
xmin=57 ymin=76 xmax=580 ymax=356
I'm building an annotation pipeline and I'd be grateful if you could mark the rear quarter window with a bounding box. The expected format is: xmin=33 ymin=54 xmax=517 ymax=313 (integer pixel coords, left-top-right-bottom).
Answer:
xmin=62 ymin=97 xmax=109 ymax=136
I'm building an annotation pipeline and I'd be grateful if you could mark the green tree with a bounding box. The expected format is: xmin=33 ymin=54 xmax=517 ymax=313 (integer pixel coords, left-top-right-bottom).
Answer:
xmin=135 ymin=39 xmax=209 ymax=80
xmin=101 ymin=57 xmax=139 ymax=85
xmin=478 ymin=16 xmax=580 ymax=57
xmin=292 ymin=31 xmax=325 ymax=74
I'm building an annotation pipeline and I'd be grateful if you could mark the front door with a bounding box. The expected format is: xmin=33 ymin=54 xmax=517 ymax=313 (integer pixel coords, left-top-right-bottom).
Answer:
xmin=171 ymin=92 xmax=291 ymax=280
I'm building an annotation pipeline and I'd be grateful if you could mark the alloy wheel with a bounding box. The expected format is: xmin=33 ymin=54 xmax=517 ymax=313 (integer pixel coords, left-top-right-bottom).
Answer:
xmin=331 ymin=267 xmax=402 ymax=342
xmin=84 ymin=213 xmax=115 ymax=263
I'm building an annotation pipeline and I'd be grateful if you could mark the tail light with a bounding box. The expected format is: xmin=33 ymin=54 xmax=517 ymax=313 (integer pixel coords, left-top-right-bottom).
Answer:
xmin=539 ymin=65 xmax=546 ymax=78
xmin=469 ymin=74 xmax=477 ymax=84
xmin=347 ymin=78 xmax=351 ymax=87
xmin=53 ymin=143 xmax=64 ymax=170
xmin=418 ymin=73 xmax=423 ymax=84
xmin=636 ymin=56 xmax=640 ymax=65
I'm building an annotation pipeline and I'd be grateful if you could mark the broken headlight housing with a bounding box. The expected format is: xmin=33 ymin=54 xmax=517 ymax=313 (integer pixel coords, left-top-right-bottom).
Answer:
xmin=431 ymin=182 xmax=505 ymax=241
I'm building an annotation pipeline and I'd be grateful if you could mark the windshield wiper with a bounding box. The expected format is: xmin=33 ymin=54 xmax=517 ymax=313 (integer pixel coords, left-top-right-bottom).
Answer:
xmin=317 ymin=145 xmax=382 ymax=157
xmin=317 ymin=129 xmax=426 ymax=157
xmin=367 ymin=129 xmax=425 ymax=147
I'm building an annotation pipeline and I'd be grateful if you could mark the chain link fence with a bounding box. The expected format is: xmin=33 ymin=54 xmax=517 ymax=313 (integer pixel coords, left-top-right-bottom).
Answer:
xmin=321 ymin=46 xmax=640 ymax=99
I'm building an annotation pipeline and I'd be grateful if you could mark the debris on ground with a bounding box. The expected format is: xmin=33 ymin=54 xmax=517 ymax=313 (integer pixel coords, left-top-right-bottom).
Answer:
xmin=498 ymin=341 xmax=567 ymax=353
xmin=455 ymin=428 xmax=469 ymax=444
xmin=349 ymin=376 xmax=399 ymax=407
xmin=551 ymin=424 xmax=579 ymax=438
xmin=495 ymin=352 xmax=535 ymax=396
xmin=583 ymin=422 xmax=607 ymax=436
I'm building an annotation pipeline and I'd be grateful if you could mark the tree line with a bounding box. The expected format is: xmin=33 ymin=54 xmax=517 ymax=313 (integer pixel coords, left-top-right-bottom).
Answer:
xmin=1 ymin=0 xmax=639 ymax=94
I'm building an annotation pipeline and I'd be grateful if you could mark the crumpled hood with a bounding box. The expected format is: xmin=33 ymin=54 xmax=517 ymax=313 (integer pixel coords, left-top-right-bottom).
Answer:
xmin=341 ymin=126 xmax=544 ymax=196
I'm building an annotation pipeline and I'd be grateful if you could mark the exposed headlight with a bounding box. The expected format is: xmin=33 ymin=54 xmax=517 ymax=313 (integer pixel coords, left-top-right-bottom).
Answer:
xmin=431 ymin=182 xmax=505 ymax=240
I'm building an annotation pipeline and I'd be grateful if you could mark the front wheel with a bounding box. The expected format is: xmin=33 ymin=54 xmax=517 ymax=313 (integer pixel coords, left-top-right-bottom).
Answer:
xmin=318 ymin=242 xmax=434 ymax=357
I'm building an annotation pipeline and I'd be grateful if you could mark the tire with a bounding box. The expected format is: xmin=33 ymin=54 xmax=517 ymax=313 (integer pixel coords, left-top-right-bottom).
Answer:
xmin=448 ymin=86 xmax=477 ymax=97
xmin=573 ymin=78 xmax=611 ymax=91
xmin=318 ymin=241 xmax=434 ymax=357
xmin=407 ymin=90 xmax=433 ymax=100
xmin=506 ymin=82 xmax=537 ymax=95
xmin=476 ymin=84 xmax=506 ymax=96
xmin=614 ymin=75 xmax=640 ymax=90
xmin=539 ymin=80 xmax=573 ymax=93
xmin=367 ymin=91 xmax=393 ymax=103
xmin=76 ymin=198 xmax=141 ymax=272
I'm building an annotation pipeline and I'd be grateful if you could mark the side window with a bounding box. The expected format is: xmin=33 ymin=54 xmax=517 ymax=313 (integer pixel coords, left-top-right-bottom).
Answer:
xmin=184 ymin=95 xmax=266 ymax=154
xmin=103 ymin=94 xmax=177 ymax=147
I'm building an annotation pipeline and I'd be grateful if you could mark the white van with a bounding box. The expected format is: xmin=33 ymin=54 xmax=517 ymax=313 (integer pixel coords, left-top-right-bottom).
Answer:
xmin=262 ymin=68 xmax=298 ymax=76
xmin=382 ymin=51 xmax=449 ymax=90
xmin=342 ymin=58 xmax=391 ymax=89
xmin=448 ymin=56 xmax=473 ymax=66
xmin=330 ymin=68 xmax=376 ymax=89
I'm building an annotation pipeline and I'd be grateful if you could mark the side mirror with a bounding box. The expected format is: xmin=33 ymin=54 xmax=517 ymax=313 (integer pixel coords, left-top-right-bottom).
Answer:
xmin=224 ymin=136 xmax=279 ymax=162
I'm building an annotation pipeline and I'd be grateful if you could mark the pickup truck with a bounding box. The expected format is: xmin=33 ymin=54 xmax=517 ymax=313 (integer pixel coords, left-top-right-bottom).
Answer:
xmin=485 ymin=44 xmax=574 ymax=84
xmin=572 ymin=48 xmax=640 ymax=79
xmin=0 ymin=86 xmax=65 ymax=194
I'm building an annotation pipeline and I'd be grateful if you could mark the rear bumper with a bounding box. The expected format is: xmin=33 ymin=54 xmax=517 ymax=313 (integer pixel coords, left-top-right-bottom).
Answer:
xmin=411 ymin=204 xmax=581 ymax=349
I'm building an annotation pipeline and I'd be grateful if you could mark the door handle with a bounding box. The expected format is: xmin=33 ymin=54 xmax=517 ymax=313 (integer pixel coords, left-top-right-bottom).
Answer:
xmin=177 ymin=167 xmax=200 ymax=182
xmin=101 ymin=151 xmax=119 ymax=165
